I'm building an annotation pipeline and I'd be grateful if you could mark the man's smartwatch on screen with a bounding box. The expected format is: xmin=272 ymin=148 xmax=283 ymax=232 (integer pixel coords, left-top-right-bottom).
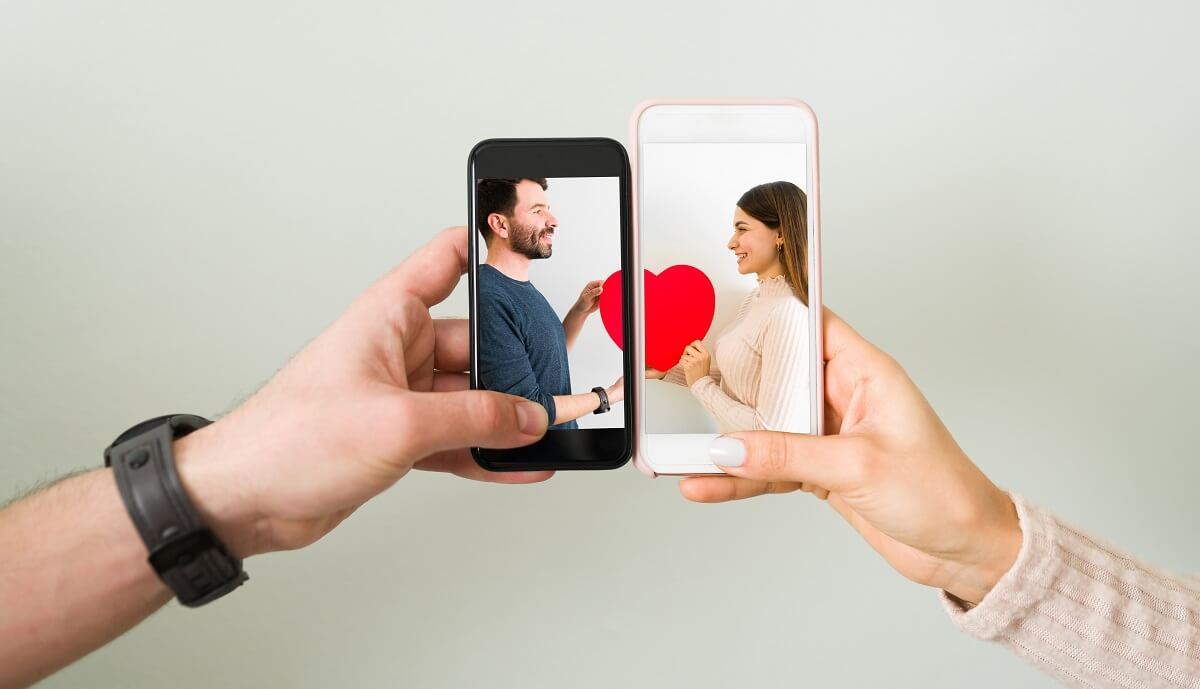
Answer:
xmin=592 ymin=386 xmax=610 ymax=414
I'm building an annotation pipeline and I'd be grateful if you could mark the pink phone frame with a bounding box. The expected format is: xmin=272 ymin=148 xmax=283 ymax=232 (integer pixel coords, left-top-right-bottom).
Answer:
xmin=629 ymin=98 xmax=825 ymax=477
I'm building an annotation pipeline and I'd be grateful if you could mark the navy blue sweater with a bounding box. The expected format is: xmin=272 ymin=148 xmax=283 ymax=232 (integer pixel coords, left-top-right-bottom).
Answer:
xmin=477 ymin=264 xmax=578 ymax=430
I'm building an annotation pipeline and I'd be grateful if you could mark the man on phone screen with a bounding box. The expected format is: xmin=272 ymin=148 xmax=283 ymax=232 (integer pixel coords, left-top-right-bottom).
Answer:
xmin=476 ymin=178 xmax=620 ymax=429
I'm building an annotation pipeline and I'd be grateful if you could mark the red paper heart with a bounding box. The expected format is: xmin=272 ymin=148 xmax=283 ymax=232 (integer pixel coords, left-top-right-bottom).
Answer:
xmin=599 ymin=266 xmax=716 ymax=372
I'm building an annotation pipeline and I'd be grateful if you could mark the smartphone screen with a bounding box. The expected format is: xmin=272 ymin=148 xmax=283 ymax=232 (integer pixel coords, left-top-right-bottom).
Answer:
xmin=469 ymin=139 xmax=633 ymax=471
xmin=635 ymin=103 xmax=822 ymax=475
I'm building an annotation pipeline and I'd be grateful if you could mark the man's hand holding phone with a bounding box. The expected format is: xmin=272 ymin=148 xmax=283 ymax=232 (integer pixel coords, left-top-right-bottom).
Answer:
xmin=175 ymin=227 xmax=554 ymax=558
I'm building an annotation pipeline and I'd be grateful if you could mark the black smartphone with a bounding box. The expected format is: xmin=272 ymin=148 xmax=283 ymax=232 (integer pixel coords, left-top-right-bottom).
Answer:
xmin=468 ymin=138 xmax=634 ymax=471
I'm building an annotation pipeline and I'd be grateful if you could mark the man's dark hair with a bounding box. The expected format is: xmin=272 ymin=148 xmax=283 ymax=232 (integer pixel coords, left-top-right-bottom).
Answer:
xmin=476 ymin=178 xmax=548 ymax=241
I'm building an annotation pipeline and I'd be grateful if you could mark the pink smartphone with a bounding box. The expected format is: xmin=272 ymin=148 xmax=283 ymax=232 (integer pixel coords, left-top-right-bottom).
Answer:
xmin=630 ymin=99 xmax=824 ymax=477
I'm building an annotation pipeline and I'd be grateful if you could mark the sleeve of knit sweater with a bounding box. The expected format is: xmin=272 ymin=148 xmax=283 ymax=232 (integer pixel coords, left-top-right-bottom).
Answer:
xmin=662 ymin=292 xmax=756 ymax=388
xmin=689 ymin=298 xmax=809 ymax=432
xmin=942 ymin=495 xmax=1200 ymax=688
xmin=662 ymin=356 xmax=722 ymax=387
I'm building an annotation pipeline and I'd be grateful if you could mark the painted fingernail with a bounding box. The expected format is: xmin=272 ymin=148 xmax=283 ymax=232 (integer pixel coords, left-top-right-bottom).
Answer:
xmin=709 ymin=436 xmax=746 ymax=467
xmin=516 ymin=402 xmax=548 ymax=435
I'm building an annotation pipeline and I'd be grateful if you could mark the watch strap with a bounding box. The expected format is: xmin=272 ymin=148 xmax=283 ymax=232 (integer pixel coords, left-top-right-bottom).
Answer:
xmin=591 ymin=386 xmax=610 ymax=414
xmin=105 ymin=414 xmax=247 ymax=607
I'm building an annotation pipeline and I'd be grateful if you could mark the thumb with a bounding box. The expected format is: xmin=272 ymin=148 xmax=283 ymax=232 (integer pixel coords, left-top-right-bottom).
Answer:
xmin=708 ymin=431 xmax=868 ymax=492
xmin=397 ymin=390 xmax=548 ymax=458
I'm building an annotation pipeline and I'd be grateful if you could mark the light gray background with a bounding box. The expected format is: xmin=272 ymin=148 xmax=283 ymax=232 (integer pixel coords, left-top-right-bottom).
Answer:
xmin=1 ymin=1 xmax=1197 ymax=687
xmin=479 ymin=176 xmax=623 ymax=429
xmin=642 ymin=142 xmax=809 ymax=434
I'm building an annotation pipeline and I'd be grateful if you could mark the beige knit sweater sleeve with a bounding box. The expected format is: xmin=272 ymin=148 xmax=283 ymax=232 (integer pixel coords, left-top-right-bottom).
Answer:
xmin=942 ymin=495 xmax=1200 ymax=688
xmin=688 ymin=297 xmax=809 ymax=432
xmin=662 ymin=361 xmax=716 ymax=386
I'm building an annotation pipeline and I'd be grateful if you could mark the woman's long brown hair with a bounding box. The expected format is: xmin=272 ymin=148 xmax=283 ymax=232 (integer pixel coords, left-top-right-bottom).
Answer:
xmin=736 ymin=181 xmax=809 ymax=305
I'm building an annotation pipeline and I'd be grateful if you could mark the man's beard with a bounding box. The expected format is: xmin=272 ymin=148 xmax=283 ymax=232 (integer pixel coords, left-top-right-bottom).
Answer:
xmin=509 ymin=219 xmax=553 ymax=259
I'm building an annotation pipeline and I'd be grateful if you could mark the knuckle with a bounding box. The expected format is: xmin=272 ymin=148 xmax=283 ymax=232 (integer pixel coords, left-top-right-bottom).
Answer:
xmin=756 ymin=433 xmax=792 ymax=476
xmin=379 ymin=293 xmax=421 ymax=333
xmin=400 ymin=294 xmax=428 ymax=326
xmin=468 ymin=393 xmax=508 ymax=431
xmin=765 ymin=481 xmax=795 ymax=495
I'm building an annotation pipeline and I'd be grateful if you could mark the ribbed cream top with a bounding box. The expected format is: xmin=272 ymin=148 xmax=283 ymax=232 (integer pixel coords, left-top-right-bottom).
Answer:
xmin=943 ymin=496 xmax=1200 ymax=687
xmin=666 ymin=275 xmax=811 ymax=433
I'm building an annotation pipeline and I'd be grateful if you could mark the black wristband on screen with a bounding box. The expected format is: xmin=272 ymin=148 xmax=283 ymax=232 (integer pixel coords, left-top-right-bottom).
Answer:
xmin=104 ymin=414 xmax=248 ymax=607
xmin=591 ymin=386 xmax=610 ymax=414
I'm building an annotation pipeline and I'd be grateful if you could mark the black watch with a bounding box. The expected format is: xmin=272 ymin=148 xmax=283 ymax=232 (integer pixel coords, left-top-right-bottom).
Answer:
xmin=104 ymin=414 xmax=248 ymax=607
xmin=591 ymin=386 xmax=610 ymax=414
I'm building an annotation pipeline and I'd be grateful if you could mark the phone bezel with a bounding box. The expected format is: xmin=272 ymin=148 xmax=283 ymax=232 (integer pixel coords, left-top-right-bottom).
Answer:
xmin=631 ymin=99 xmax=824 ymax=477
xmin=468 ymin=138 xmax=635 ymax=471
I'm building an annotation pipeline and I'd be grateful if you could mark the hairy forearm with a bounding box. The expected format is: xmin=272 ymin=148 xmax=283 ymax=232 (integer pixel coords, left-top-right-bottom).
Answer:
xmin=0 ymin=469 xmax=170 ymax=689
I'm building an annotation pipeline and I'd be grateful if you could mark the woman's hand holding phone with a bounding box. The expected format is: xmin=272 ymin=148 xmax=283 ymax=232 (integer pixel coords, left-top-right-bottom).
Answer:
xmin=681 ymin=309 xmax=1023 ymax=605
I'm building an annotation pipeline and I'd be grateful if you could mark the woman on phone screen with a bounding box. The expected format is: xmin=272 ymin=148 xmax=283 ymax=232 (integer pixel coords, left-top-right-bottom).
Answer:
xmin=649 ymin=181 xmax=811 ymax=433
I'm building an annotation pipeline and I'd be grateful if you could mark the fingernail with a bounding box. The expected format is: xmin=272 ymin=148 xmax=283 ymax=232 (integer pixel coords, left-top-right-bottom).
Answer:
xmin=709 ymin=436 xmax=746 ymax=467
xmin=516 ymin=402 xmax=548 ymax=435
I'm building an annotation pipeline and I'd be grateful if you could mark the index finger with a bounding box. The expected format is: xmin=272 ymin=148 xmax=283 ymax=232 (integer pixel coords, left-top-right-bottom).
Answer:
xmin=371 ymin=226 xmax=470 ymax=308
